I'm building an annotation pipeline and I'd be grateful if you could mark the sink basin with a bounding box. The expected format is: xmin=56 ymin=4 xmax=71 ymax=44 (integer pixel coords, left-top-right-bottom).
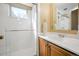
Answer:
xmin=62 ymin=37 xmax=79 ymax=46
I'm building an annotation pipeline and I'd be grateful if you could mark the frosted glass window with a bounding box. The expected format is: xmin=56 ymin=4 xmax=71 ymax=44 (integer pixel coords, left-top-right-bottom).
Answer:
xmin=11 ymin=7 xmax=30 ymax=19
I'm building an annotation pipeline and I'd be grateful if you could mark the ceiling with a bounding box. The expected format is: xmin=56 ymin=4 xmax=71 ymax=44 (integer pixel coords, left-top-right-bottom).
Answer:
xmin=55 ymin=3 xmax=78 ymax=12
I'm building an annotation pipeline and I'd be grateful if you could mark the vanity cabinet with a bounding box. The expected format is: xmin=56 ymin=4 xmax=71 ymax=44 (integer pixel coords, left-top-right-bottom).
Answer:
xmin=38 ymin=37 xmax=77 ymax=56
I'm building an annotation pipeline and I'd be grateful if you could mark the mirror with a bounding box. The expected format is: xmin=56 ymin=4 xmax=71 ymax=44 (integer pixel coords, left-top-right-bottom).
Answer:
xmin=55 ymin=3 xmax=78 ymax=31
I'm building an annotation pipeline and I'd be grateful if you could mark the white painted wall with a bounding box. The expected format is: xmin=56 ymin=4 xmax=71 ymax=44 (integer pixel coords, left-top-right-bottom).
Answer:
xmin=0 ymin=3 xmax=9 ymax=55
xmin=0 ymin=3 xmax=36 ymax=56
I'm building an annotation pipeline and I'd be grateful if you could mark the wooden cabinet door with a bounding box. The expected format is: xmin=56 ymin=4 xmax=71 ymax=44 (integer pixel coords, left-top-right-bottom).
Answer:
xmin=38 ymin=37 xmax=48 ymax=56
xmin=48 ymin=43 xmax=75 ymax=56
xmin=48 ymin=43 xmax=64 ymax=56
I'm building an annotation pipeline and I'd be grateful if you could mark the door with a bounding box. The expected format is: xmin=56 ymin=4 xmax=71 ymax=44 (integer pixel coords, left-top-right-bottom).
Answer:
xmin=0 ymin=3 xmax=37 ymax=56
xmin=39 ymin=38 xmax=48 ymax=56
xmin=4 ymin=4 xmax=36 ymax=56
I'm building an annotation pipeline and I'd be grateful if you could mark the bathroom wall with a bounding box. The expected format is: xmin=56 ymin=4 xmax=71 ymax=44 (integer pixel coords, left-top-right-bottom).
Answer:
xmin=37 ymin=3 xmax=57 ymax=33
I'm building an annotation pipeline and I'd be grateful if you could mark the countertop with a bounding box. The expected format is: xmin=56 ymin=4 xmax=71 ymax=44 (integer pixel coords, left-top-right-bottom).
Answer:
xmin=38 ymin=32 xmax=79 ymax=55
